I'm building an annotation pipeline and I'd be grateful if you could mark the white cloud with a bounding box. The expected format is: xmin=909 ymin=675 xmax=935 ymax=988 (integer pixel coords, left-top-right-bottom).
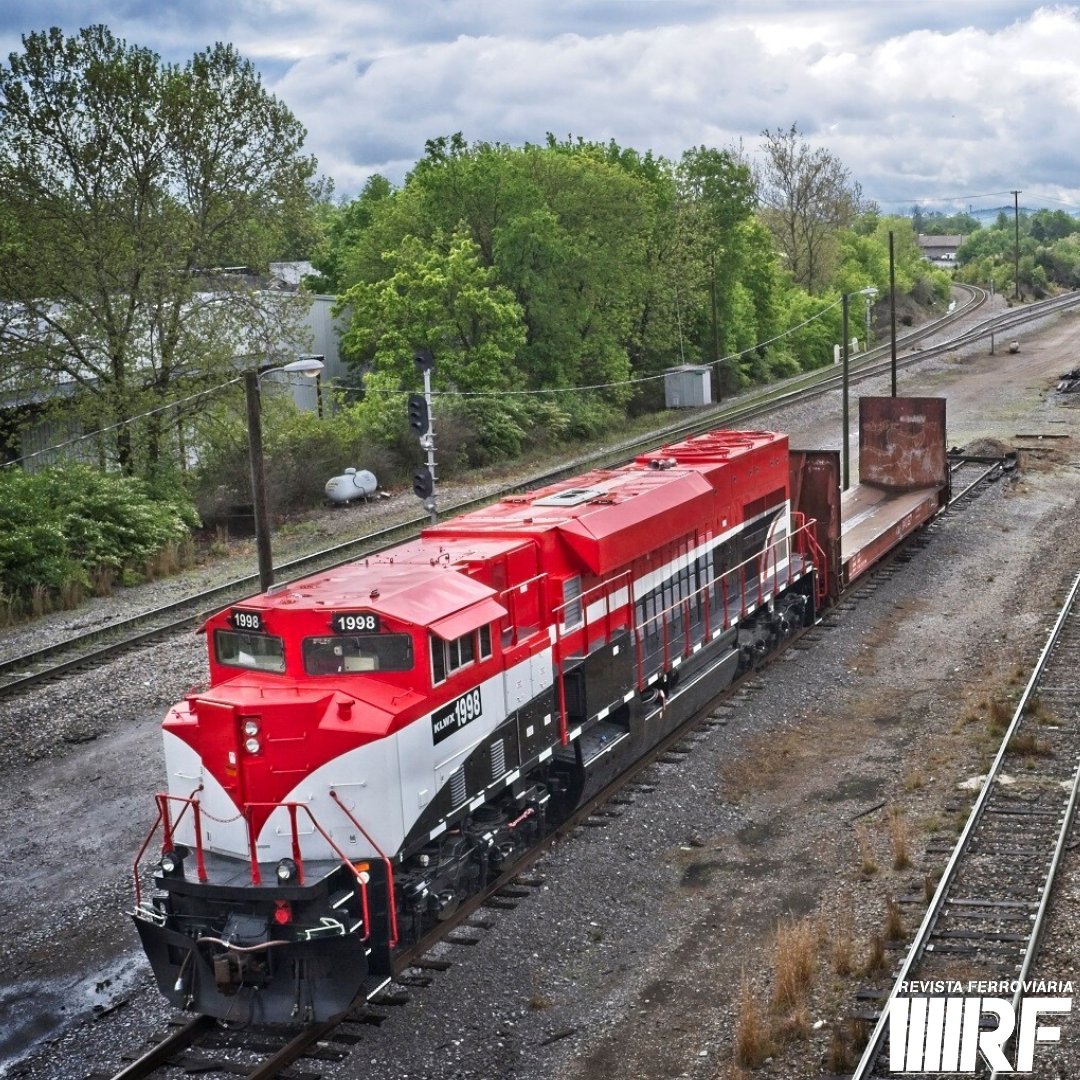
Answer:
xmin=2 ymin=2 xmax=1078 ymax=211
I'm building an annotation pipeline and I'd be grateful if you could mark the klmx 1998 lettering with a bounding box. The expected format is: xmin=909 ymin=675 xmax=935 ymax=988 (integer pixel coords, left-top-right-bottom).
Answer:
xmin=431 ymin=688 xmax=483 ymax=744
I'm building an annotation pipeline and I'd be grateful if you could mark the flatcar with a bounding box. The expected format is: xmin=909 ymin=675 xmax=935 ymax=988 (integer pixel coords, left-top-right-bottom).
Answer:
xmin=132 ymin=397 xmax=947 ymax=1024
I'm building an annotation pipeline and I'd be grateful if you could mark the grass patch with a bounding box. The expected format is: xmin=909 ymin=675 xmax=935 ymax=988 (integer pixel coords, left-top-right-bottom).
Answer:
xmin=1008 ymin=732 xmax=1054 ymax=758
xmin=988 ymin=696 xmax=1013 ymax=737
xmin=863 ymin=932 xmax=887 ymax=975
xmin=924 ymin=871 xmax=942 ymax=903
xmin=774 ymin=1005 xmax=810 ymax=1044
xmin=771 ymin=916 xmax=818 ymax=1012
xmin=827 ymin=1022 xmax=859 ymax=1073
xmin=904 ymin=769 xmax=925 ymax=792
xmin=854 ymin=824 xmax=878 ymax=878
xmin=888 ymin=808 xmax=912 ymax=870
xmin=734 ymin=975 xmax=774 ymax=1068
xmin=1024 ymin=695 xmax=1058 ymax=726
xmin=884 ymin=896 xmax=905 ymax=942
xmin=830 ymin=902 xmax=856 ymax=977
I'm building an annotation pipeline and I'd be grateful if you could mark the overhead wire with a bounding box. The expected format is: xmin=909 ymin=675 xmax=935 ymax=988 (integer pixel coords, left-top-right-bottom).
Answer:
xmin=2 ymin=297 xmax=845 ymax=467
xmin=0 ymin=371 xmax=311 ymax=471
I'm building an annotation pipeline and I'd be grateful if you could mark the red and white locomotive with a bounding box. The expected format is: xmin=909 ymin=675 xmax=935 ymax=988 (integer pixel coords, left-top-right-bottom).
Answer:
xmin=133 ymin=425 xmax=825 ymax=1022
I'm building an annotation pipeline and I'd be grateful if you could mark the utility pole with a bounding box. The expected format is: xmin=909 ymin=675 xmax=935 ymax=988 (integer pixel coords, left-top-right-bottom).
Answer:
xmin=1012 ymin=189 xmax=1022 ymax=300
xmin=244 ymin=369 xmax=273 ymax=593
xmin=889 ymin=231 xmax=898 ymax=397
xmin=842 ymin=293 xmax=851 ymax=491
xmin=841 ymin=287 xmax=877 ymax=492
xmin=709 ymin=252 xmax=721 ymax=394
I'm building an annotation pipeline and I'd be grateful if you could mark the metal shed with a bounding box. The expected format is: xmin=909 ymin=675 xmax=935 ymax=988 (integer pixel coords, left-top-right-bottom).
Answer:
xmin=664 ymin=365 xmax=713 ymax=408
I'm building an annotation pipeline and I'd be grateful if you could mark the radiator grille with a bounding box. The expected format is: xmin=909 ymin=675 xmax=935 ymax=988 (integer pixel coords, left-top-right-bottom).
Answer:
xmin=449 ymin=766 xmax=466 ymax=807
xmin=490 ymin=738 xmax=506 ymax=781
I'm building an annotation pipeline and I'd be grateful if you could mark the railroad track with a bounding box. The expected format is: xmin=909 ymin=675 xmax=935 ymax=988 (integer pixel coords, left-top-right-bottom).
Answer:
xmin=851 ymin=570 xmax=1080 ymax=1078
xmin=4 ymin=285 xmax=1074 ymax=704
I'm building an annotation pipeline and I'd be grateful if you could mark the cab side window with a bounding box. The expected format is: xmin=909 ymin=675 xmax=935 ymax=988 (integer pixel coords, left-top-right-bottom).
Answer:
xmin=430 ymin=623 xmax=494 ymax=684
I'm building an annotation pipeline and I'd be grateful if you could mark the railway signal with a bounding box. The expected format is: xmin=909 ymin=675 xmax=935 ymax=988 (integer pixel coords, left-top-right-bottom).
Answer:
xmin=407 ymin=393 xmax=429 ymax=434
xmin=410 ymin=347 xmax=437 ymax=523
xmin=412 ymin=465 xmax=434 ymax=499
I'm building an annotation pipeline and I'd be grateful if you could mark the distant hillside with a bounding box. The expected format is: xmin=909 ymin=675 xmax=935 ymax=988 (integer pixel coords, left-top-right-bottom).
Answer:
xmin=963 ymin=205 xmax=1079 ymax=223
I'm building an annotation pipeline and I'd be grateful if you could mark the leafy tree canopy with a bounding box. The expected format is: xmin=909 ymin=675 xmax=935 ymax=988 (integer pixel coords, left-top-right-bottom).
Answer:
xmin=0 ymin=25 xmax=323 ymax=474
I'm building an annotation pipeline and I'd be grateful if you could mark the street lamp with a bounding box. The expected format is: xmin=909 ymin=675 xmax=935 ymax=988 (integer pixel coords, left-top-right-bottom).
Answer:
xmin=296 ymin=354 xmax=326 ymax=418
xmin=842 ymin=287 xmax=878 ymax=492
xmin=244 ymin=356 xmax=325 ymax=592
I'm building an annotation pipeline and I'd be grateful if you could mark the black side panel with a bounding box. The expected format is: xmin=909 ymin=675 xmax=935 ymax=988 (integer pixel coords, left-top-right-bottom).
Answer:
xmin=518 ymin=686 xmax=558 ymax=759
xmin=563 ymin=629 xmax=633 ymax=725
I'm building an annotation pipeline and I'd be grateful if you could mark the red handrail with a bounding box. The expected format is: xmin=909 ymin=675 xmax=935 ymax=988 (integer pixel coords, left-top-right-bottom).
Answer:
xmin=328 ymin=790 xmax=399 ymax=948
xmin=131 ymin=789 xmax=207 ymax=907
xmin=134 ymin=793 xmax=376 ymax=943
xmin=627 ymin=517 xmax=821 ymax=689
xmin=238 ymin=799 xmax=377 ymax=943
xmin=132 ymin=805 xmax=163 ymax=908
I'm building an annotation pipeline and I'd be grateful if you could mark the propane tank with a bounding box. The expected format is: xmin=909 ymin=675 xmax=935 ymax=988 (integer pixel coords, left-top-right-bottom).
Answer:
xmin=324 ymin=468 xmax=377 ymax=504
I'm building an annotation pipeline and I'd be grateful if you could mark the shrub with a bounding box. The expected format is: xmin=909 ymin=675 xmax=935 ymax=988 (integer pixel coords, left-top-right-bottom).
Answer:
xmin=0 ymin=465 xmax=198 ymax=610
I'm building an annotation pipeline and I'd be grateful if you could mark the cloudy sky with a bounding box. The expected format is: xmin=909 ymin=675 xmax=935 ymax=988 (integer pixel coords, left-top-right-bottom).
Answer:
xmin=1 ymin=2 xmax=1077 ymax=214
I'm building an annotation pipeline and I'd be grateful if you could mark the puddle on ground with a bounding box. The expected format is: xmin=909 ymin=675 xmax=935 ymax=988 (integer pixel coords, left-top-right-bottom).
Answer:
xmin=0 ymin=951 xmax=143 ymax=1077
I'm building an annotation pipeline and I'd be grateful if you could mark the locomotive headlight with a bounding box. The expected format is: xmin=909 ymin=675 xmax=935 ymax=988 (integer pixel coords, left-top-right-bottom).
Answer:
xmin=244 ymin=736 xmax=261 ymax=754
xmin=242 ymin=718 xmax=260 ymax=737
xmin=276 ymin=858 xmax=298 ymax=883
xmin=160 ymin=849 xmax=184 ymax=877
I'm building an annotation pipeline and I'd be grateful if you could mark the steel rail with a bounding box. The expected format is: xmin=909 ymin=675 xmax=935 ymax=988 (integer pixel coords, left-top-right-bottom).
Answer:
xmin=6 ymin=285 xmax=1074 ymax=704
xmin=106 ymin=1014 xmax=217 ymax=1079
xmin=850 ymin=570 xmax=1080 ymax=1079
xmin=990 ymin=704 xmax=1080 ymax=1079
xmin=242 ymin=1017 xmax=342 ymax=1080
xmin=947 ymin=461 xmax=1004 ymax=505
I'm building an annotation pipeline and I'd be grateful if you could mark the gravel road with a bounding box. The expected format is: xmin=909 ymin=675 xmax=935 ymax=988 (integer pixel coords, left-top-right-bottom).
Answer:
xmin=2 ymin=293 xmax=1079 ymax=1079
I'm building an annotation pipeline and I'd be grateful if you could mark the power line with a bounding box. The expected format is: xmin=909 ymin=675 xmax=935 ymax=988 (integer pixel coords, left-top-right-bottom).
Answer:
xmin=0 ymin=374 xmax=247 ymax=470
xmin=338 ymin=299 xmax=844 ymax=399
xmin=2 ymin=300 xmax=844 ymax=467
xmin=933 ymin=190 xmax=1014 ymax=202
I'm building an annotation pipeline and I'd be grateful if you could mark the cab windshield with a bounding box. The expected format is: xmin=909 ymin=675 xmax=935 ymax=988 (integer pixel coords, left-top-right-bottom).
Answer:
xmin=214 ymin=630 xmax=286 ymax=672
xmin=303 ymin=634 xmax=414 ymax=674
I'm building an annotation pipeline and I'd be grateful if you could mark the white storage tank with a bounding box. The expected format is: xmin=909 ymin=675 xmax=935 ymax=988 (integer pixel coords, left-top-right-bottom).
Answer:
xmin=324 ymin=468 xmax=378 ymax=504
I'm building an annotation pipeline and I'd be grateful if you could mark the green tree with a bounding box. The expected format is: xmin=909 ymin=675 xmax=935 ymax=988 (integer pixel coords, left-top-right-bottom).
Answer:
xmin=677 ymin=147 xmax=755 ymax=368
xmin=916 ymin=211 xmax=981 ymax=236
xmin=308 ymin=175 xmax=393 ymax=293
xmin=758 ymin=123 xmax=863 ymax=294
xmin=332 ymin=136 xmax=655 ymax=400
xmin=1035 ymin=234 xmax=1080 ymax=288
xmin=1029 ymin=209 xmax=1079 ymax=243
xmin=0 ymin=25 xmax=321 ymax=475
xmin=338 ymin=229 xmax=527 ymax=448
